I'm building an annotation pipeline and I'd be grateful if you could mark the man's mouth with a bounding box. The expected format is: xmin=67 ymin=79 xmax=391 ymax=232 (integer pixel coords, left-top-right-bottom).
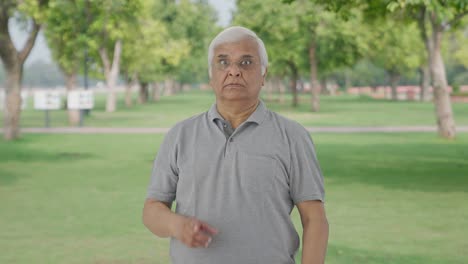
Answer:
xmin=224 ymin=83 xmax=244 ymax=88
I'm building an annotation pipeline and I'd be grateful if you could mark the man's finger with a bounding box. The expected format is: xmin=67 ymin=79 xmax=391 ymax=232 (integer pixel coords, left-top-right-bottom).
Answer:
xmin=192 ymin=221 xmax=200 ymax=233
xmin=200 ymin=221 xmax=218 ymax=235
xmin=193 ymin=232 xmax=212 ymax=248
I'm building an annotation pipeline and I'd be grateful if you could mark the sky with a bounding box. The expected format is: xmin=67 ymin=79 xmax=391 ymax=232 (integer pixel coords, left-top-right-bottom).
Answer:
xmin=9 ymin=0 xmax=236 ymax=66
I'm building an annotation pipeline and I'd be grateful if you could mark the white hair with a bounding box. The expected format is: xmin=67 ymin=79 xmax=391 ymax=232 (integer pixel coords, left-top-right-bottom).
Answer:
xmin=208 ymin=26 xmax=268 ymax=78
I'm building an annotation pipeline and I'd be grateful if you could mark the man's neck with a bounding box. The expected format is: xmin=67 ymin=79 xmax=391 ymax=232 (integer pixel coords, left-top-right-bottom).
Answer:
xmin=216 ymin=99 xmax=259 ymax=129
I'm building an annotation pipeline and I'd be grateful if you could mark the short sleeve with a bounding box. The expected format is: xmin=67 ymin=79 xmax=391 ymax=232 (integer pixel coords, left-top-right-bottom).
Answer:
xmin=289 ymin=127 xmax=325 ymax=204
xmin=146 ymin=129 xmax=180 ymax=203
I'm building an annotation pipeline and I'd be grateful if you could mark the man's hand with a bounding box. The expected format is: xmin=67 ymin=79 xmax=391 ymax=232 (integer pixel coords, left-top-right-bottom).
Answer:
xmin=173 ymin=216 xmax=219 ymax=248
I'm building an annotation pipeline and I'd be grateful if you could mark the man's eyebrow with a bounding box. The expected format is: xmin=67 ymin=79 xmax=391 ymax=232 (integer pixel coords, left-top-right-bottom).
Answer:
xmin=216 ymin=54 xmax=255 ymax=59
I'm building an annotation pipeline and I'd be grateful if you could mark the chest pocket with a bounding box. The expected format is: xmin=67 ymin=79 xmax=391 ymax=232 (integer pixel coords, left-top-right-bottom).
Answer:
xmin=238 ymin=151 xmax=278 ymax=192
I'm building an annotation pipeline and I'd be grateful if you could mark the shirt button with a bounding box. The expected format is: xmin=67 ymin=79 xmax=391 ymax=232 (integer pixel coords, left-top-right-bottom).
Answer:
xmin=223 ymin=124 xmax=227 ymax=128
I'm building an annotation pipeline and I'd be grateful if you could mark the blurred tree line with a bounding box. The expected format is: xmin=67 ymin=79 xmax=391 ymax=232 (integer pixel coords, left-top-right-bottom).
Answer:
xmin=1 ymin=0 xmax=467 ymax=140
xmin=235 ymin=0 xmax=467 ymax=139
xmin=1 ymin=0 xmax=219 ymax=138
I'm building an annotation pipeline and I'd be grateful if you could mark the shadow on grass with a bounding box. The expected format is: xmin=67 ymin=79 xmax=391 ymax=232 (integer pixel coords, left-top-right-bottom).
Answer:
xmin=0 ymin=168 xmax=20 ymax=186
xmin=318 ymin=140 xmax=468 ymax=193
xmin=0 ymin=145 xmax=94 ymax=163
xmin=0 ymin=137 xmax=95 ymax=185
xmin=297 ymin=243 xmax=460 ymax=264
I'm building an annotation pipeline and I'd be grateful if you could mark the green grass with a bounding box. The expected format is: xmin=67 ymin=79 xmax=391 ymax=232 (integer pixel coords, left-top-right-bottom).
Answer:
xmin=6 ymin=89 xmax=468 ymax=128
xmin=1 ymin=133 xmax=467 ymax=263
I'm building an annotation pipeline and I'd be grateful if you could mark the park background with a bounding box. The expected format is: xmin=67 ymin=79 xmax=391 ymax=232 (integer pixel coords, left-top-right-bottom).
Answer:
xmin=1 ymin=0 xmax=468 ymax=263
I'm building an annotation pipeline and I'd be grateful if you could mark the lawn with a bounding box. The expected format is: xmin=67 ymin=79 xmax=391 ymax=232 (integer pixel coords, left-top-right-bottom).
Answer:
xmin=1 ymin=133 xmax=467 ymax=263
xmin=6 ymin=89 xmax=468 ymax=128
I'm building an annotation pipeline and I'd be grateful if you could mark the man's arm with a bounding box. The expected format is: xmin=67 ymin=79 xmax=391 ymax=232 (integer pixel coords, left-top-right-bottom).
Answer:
xmin=297 ymin=200 xmax=329 ymax=264
xmin=142 ymin=198 xmax=218 ymax=248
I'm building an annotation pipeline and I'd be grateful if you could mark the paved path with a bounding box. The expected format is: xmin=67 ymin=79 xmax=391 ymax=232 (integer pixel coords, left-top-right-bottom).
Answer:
xmin=16 ymin=126 xmax=468 ymax=134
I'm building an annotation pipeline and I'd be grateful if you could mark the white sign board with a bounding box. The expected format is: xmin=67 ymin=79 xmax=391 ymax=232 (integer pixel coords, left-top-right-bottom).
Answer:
xmin=0 ymin=91 xmax=4 ymax=110
xmin=34 ymin=90 xmax=62 ymax=110
xmin=1 ymin=90 xmax=29 ymax=110
xmin=67 ymin=90 xmax=94 ymax=110
xmin=21 ymin=91 xmax=28 ymax=109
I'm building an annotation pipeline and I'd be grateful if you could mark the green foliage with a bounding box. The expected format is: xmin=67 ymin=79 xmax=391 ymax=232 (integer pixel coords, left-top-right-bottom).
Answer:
xmin=17 ymin=0 xmax=50 ymax=23
xmin=366 ymin=19 xmax=423 ymax=77
xmin=43 ymin=0 xmax=144 ymax=81
xmin=153 ymin=0 xmax=219 ymax=84
xmin=387 ymin=0 xmax=468 ymax=24
xmin=171 ymin=0 xmax=219 ymax=84
xmin=85 ymin=0 xmax=142 ymax=70
xmin=119 ymin=0 xmax=218 ymax=84
xmin=234 ymin=0 xmax=367 ymax=79
xmin=450 ymin=23 xmax=468 ymax=68
xmin=44 ymin=0 xmax=87 ymax=75
xmin=235 ymin=0 xmax=305 ymax=76
xmin=348 ymin=59 xmax=388 ymax=87
xmin=120 ymin=0 xmax=189 ymax=83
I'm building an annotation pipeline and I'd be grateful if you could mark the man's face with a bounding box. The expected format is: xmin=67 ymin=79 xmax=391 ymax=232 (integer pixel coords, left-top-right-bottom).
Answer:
xmin=209 ymin=37 xmax=266 ymax=103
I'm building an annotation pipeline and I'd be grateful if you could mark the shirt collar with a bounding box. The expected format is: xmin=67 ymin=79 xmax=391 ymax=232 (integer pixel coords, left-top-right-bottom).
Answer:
xmin=208 ymin=100 xmax=268 ymax=125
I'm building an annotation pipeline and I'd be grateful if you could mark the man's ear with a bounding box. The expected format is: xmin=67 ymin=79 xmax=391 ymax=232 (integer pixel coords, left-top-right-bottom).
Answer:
xmin=261 ymin=67 xmax=268 ymax=86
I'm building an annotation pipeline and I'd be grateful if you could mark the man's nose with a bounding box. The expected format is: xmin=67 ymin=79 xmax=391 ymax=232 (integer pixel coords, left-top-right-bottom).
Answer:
xmin=228 ymin=63 xmax=241 ymax=77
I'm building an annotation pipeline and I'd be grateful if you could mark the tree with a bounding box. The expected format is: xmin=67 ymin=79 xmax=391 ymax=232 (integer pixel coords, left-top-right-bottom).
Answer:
xmin=310 ymin=0 xmax=468 ymax=138
xmin=86 ymin=0 xmax=141 ymax=112
xmin=166 ymin=0 xmax=219 ymax=86
xmin=235 ymin=0 xmax=308 ymax=107
xmin=0 ymin=0 xmax=49 ymax=140
xmin=367 ymin=19 xmax=422 ymax=100
xmin=44 ymin=0 xmax=87 ymax=125
xmin=120 ymin=0 xmax=190 ymax=105
xmin=388 ymin=0 xmax=468 ymax=139
xmin=236 ymin=0 xmax=367 ymax=109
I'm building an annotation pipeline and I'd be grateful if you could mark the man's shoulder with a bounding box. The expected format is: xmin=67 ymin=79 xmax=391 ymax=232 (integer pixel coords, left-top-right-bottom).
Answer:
xmin=166 ymin=111 xmax=208 ymax=135
xmin=268 ymin=110 xmax=310 ymax=137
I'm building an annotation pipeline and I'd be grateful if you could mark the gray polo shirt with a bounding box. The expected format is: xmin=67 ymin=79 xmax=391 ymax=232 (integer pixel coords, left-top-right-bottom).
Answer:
xmin=147 ymin=100 xmax=325 ymax=264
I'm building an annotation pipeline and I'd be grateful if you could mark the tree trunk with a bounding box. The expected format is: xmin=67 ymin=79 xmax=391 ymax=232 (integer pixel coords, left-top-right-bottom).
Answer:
xmin=320 ymin=79 xmax=327 ymax=95
xmin=64 ymin=72 xmax=80 ymax=126
xmin=174 ymin=81 xmax=181 ymax=94
xmin=3 ymin=65 xmax=22 ymax=140
xmin=419 ymin=64 xmax=431 ymax=101
xmin=430 ymin=26 xmax=456 ymax=139
xmin=309 ymin=41 xmax=320 ymax=112
xmin=0 ymin=15 xmax=41 ymax=140
xmin=389 ymin=71 xmax=400 ymax=101
xmin=344 ymin=69 xmax=351 ymax=91
xmin=99 ymin=39 xmax=122 ymax=113
xmin=124 ymin=81 xmax=133 ymax=108
xmin=288 ymin=62 xmax=298 ymax=107
xmin=139 ymin=82 xmax=149 ymax=104
xmin=182 ymin=83 xmax=191 ymax=92
xmin=152 ymin=82 xmax=160 ymax=102
xmin=271 ymin=77 xmax=279 ymax=102
xmin=417 ymin=7 xmax=433 ymax=103
xmin=124 ymin=73 xmax=136 ymax=108
xmin=164 ymin=78 xmax=174 ymax=96
xmin=278 ymin=77 xmax=286 ymax=104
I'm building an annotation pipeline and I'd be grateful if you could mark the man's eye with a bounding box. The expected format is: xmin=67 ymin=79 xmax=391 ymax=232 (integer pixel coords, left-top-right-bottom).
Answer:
xmin=240 ymin=60 xmax=252 ymax=65
xmin=219 ymin=59 xmax=229 ymax=65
